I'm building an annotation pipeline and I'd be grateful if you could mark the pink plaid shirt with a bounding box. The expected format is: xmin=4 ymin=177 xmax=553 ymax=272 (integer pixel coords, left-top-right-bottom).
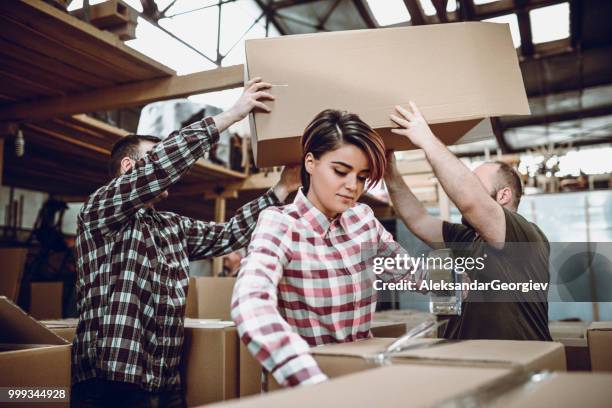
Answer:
xmin=231 ymin=189 xmax=412 ymax=387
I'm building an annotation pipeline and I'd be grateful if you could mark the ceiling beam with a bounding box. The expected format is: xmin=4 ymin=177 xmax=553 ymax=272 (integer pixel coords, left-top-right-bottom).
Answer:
xmin=515 ymin=0 xmax=534 ymax=56
xmin=490 ymin=117 xmax=512 ymax=153
xmin=501 ymin=103 xmax=612 ymax=129
xmin=0 ymin=65 xmax=244 ymax=122
xmin=270 ymin=0 xmax=322 ymax=10
xmin=431 ymin=0 xmax=449 ymax=23
xmin=352 ymin=0 xmax=377 ymax=28
xmin=474 ymin=0 xmax=567 ymax=20
xmin=253 ymin=0 xmax=287 ymax=35
xmin=403 ymin=0 xmax=426 ymax=25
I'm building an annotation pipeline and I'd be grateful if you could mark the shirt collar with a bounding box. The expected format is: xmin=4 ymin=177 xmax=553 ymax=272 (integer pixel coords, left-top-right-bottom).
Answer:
xmin=294 ymin=188 xmax=347 ymax=236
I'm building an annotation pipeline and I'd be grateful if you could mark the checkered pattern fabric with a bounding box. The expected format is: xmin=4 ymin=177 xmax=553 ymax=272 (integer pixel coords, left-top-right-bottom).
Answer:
xmin=73 ymin=117 xmax=280 ymax=391
xmin=232 ymin=189 xmax=413 ymax=387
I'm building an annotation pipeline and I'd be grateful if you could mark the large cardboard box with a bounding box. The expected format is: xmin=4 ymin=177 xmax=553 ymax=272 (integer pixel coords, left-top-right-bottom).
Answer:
xmin=0 ymin=296 xmax=70 ymax=407
xmin=239 ymin=319 xmax=421 ymax=397
xmin=207 ymin=365 xmax=517 ymax=408
xmin=549 ymin=320 xmax=591 ymax=371
xmin=486 ymin=372 xmax=612 ymax=408
xmin=185 ymin=277 xmax=236 ymax=320
xmin=0 ymin=247 xmax=28 ymax=302
xmin=245 ymin=22 xmax=530 ymax=167
xmin=587 ymin=322 xmax=612 ymax=372
xmin=207 ymin=368 xmax=612 ymax=408
xmin=181 ymin=319 xmax=239 ymax=406
xmin=30 ymin=281 xmax=63 ymax=320
xmin=268 ymin=337 xmax=565 ymax=389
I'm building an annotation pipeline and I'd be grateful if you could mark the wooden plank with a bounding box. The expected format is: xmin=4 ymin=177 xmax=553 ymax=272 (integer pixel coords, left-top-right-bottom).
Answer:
xmin=0 ymin=65 xmax=244 ymax=121
xmin=0 ymin=14 xmax=137 ymax=84
xmin=0 ymin=54 xmax=88 ymax=94
xmin=0 ymin=37 xmax=112 ymax=89
xmin=0 ymin=67 xmax=66 ymax=97
xmin=1 ymin=0 xmax=174 ymax=77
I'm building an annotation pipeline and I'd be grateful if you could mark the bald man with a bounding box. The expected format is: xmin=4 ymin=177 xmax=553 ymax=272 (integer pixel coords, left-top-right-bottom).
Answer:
xmin=384 ymin=103 xmax=551 ymax=341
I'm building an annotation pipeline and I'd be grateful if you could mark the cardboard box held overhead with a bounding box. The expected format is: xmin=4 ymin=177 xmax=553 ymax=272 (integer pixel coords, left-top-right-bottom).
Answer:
xmin=0 ymin=296 xmax=71 ymax=407
xmin=245 ymin=22 xmax=530 ymax=167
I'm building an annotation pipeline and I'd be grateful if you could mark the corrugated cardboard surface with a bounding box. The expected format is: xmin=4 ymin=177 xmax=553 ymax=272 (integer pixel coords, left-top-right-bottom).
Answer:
xmin=312 ymin=337 xmax=566 ymax=375
xmin=245 ymin=22 xmax=529 ymax=167
xmin=0 ymin=297 xmax=70 ymax=408
xmin=41 ymin=319 xmax=79 ymax=343
xmin=206 ymin=365 xmax=515 ymax=408
xmin=588 ymin=322 xmax=612 ymax=372
xmin=0 ymin=247 xmax=28 ymax=302
xmin=185 ymin=277 xmax=236 ymax=320
xmin=182 ymin=321 xmax=239 ymax=406
xmin=239 ymin=340 xmax=262 ymax=397
xmin=30 ymin=281 xmax=64 ymax=320
xmin=549 ymin=321 xmax=591 ymax=371
xmin=488 ymin=372 xmax=612 ymax=408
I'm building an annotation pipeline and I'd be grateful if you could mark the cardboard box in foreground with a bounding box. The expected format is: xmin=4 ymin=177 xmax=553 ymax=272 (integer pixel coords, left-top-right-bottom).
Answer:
xmin=245 ymin=22 xmax=530 ymax=167
xmin=0 ymin=296 xmax=70 ymax=408
xmin=207 ymin=366 xmax=612 ymax=408
xmin=267 ymin=337 xmax=565 ymax=390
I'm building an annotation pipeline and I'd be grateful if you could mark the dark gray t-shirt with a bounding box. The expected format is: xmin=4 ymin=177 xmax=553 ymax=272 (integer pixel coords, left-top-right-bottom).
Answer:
xmin=442 ymin=208 xmax=552 ymax=341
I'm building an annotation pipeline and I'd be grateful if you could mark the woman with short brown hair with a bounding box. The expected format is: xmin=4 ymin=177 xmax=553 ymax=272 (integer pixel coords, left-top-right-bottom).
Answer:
xmin=232 ymin=109 xmax=413 ymax=388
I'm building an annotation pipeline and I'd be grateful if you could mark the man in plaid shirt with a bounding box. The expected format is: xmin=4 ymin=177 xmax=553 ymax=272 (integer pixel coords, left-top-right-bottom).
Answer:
xmin=71 ymin=78 xmax=299 ymax=407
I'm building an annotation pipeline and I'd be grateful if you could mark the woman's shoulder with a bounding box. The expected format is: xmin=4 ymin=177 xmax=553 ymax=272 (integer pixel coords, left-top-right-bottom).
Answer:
xmin=259 ymin=203 xmax=301 ymax=226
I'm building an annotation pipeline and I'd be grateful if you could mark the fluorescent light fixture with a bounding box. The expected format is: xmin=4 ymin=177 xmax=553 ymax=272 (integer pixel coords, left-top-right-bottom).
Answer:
xmin=483 ymin=14 xmax=521 ymax=48
xmin=530 ymin=2 xmax=570 ymax=44
xmin=365 ymin=0 xmax=411 ymax=26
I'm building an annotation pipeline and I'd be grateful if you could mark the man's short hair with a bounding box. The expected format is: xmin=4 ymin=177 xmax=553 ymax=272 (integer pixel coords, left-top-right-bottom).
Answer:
xmin=108 ymin=134 xmax=161 ymax=177
xmin=491 ymin=161 xmax=523 ymax=209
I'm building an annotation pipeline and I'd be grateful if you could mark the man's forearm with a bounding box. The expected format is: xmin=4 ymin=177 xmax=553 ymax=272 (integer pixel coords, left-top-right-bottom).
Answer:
xmin=386 ymin=175 xmax=430 ymax=228
xmin=420 ymin=138 xmax=490 ymax=214
xmin=212 ymin=110 xmax=241 ymax=134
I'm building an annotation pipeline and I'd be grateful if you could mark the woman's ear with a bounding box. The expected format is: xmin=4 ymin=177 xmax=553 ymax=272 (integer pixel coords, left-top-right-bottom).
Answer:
xmin=304 ymin=152 xmax=316 ymax=175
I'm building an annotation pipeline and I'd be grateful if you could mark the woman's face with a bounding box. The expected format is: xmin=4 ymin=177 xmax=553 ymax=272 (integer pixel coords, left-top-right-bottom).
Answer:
xmin=305 ymin=143 xmax=371 ymax=219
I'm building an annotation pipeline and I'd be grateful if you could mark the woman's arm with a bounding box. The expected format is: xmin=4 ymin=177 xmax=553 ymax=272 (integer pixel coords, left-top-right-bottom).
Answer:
xmin=231 ymin=208 xmax=328 ymax=387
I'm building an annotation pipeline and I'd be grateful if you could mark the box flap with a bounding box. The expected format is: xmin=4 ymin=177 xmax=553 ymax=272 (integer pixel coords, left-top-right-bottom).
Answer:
xmin=0 ymin=296 xmax=67 ymax=345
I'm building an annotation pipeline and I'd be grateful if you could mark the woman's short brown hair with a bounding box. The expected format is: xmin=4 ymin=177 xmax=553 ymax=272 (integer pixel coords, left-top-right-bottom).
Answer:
xmin=300 ymin=109 xmax=386 ymax=192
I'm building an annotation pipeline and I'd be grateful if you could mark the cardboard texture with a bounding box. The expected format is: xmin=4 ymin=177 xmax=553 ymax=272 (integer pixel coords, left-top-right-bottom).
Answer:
xmin=181 ymin=319 xmax=239 ymax=406
xmin=0 ymin=296 xmax=70 ymax=408
xmin=549 ymin=321 xmax=591 ymax=371
xmin=587 ymin=322 xmax=612 ymax=372
xmin=241 ymin=320 xmax=418 ymax=396
xmin=487 ymin=372 xmax=612 ymax=408
xmin=239 ymin=340 xmax=262 ymax=397
xmin=267 ymin=337 xmax=565 ymax=390
xmin=30 ymin=281 xmax=63 ymax=320
xmin=206 ymin=365 xmax=517 ymax=408
xmin=0 ymin=247 xmax=28 ymax=302
xmin=185 ymin=277 xmax=236 ymax=320
xmin=245 ymin=22 xmax=530 ymax=167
